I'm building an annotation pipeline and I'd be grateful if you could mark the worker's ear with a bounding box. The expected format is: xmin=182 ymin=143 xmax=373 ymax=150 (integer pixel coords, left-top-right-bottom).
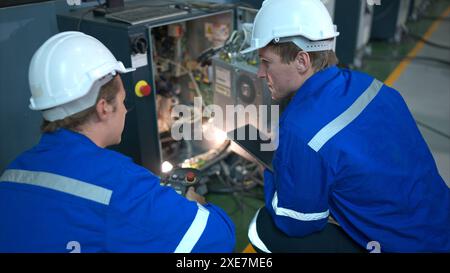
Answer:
xmin=295 ymin=51 xmax=312 ymax=74
xmin=95 ymin=98 xmax=112 ymax=121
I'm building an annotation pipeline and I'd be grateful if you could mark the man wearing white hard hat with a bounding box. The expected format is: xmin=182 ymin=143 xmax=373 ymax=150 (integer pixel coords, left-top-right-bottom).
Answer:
xmin=0 ymin=31 xmax=235 ymax=253
xmin=244 ymin=0 xmax=449 ymax=252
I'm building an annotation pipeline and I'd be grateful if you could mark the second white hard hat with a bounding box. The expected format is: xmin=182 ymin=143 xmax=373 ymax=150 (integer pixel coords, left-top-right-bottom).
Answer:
xmin=28 ymin=31 xmax=135 ymax=121
xmin=241 ymin=0 xmax=339 ymax=54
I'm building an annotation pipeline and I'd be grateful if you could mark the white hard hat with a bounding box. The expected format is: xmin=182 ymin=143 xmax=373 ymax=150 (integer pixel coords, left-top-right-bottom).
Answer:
xmin=28 ymin=31 xmax=135 ymax=121
xmin=241 ymin=0 xmax=339 ymax=54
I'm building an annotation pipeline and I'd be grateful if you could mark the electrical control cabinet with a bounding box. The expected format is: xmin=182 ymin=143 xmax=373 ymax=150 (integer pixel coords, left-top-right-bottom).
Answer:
xmin=212 ymin=6 xmax=279 ymax=138
xmin=58 ymin=1 xmax=235 ymax=174
xmin=212 ymin=57 xmax=276 ymax=134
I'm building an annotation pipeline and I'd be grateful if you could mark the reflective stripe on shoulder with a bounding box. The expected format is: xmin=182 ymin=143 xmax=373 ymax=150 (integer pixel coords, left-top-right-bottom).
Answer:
xmin=248 ymin=208 xmax=271 ymax=253
xmin=308 ymin=79 xmax=384 ymax=152
xmin=0 ymin=169 xmax=112 ymax=205
xmin=272 ymin=192 xmax=329 ymax=221
xmin=174 ymin=203 xmax=210 ymax=253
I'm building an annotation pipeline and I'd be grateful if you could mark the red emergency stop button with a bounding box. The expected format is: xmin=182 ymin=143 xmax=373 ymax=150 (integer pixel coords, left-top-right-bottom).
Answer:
xmin=135 ymin=80 xmax=151 ymax=97
xmin=186 ymin=171 xmax=196 ymax=183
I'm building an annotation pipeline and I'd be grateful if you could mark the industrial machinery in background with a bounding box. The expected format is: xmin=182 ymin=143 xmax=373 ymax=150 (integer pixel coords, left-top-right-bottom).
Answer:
xmin=58 ymin=0 xmax=232 ymax=174
xmin=211 ymin=6 xmax=284 ymax=172
xmin=370 ymin=0 xmax=441 ymax=56
xmin=57 ymin=0 xmax=266 ymax=199
xmin=408 ymin=0 xmax=431 ymax=21
xmin=212 ymin=7 xmax=274 ymax=136
xmin=213 ymin=56 xmax=275 ymax=133
xmin=371 ymin=0 xmax=411 ymax=42
xmin=334 ymin=0 xmax=374 ymax=68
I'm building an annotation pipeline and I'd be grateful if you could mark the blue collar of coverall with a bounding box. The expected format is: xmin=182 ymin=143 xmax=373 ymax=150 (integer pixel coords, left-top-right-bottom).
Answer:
xmin=280 ymin=65 xmax=340 ymax=124
xmin=40 ymin=128 xmax=99 ymax=148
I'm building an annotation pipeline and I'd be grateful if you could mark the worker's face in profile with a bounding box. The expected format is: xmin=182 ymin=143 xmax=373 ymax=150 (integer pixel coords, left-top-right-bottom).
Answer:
xmin=109 ymin=75 xmax=127 ymax=145
xmin=257 ymin=47 xmax=300 ymax=100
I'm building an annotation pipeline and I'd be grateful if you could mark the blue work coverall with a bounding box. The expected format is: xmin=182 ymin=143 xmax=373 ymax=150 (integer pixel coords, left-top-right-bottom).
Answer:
xmin=259 ymin=66 xmax=449 ymax=252
xmin=0 ymin=129 xmax=235 ymax=252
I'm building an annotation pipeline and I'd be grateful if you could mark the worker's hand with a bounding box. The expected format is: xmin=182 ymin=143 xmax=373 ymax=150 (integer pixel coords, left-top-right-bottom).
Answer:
xmin=185 ymin=187 xmax=206 ymax=205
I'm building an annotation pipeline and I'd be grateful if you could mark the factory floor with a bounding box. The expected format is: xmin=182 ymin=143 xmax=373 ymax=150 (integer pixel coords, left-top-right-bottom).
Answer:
xmin=207 ymin=0 xmax=450 ymax=253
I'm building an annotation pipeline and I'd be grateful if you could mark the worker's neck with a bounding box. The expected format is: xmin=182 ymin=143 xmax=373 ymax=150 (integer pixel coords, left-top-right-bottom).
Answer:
xmin=289 ymin=67 xmax=316 ymax=100
xmin=76 ymin=122 xmax=109 ymax=148
xmin=301 ymin=67 xmax=316 ymax=87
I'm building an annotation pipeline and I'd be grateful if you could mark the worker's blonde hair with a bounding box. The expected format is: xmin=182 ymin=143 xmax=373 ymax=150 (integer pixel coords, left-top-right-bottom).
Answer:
xmin=266 ymin=40 xmax=338 ymax=72
xmin=41 ymin=75 xmax=121 ymax=133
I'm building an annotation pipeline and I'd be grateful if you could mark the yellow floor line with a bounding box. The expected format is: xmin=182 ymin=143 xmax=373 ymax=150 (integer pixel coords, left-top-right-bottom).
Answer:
xmin=384 ymin=5 xmax=450 ymax=86
xmin=242 ymin=243 xmax=256 ymax=253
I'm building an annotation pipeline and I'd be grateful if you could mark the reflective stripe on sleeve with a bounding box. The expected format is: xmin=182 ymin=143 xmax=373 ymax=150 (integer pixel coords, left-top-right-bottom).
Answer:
xmin=272 ymin=192 xmax=329 ymax=221
xmin=308 ymin=79 xmax=384 ymax=152
xmin=0 ymin=169 xmax=112 ymax=205
xmin=174 ymin=203 xmax=210 ymax=253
